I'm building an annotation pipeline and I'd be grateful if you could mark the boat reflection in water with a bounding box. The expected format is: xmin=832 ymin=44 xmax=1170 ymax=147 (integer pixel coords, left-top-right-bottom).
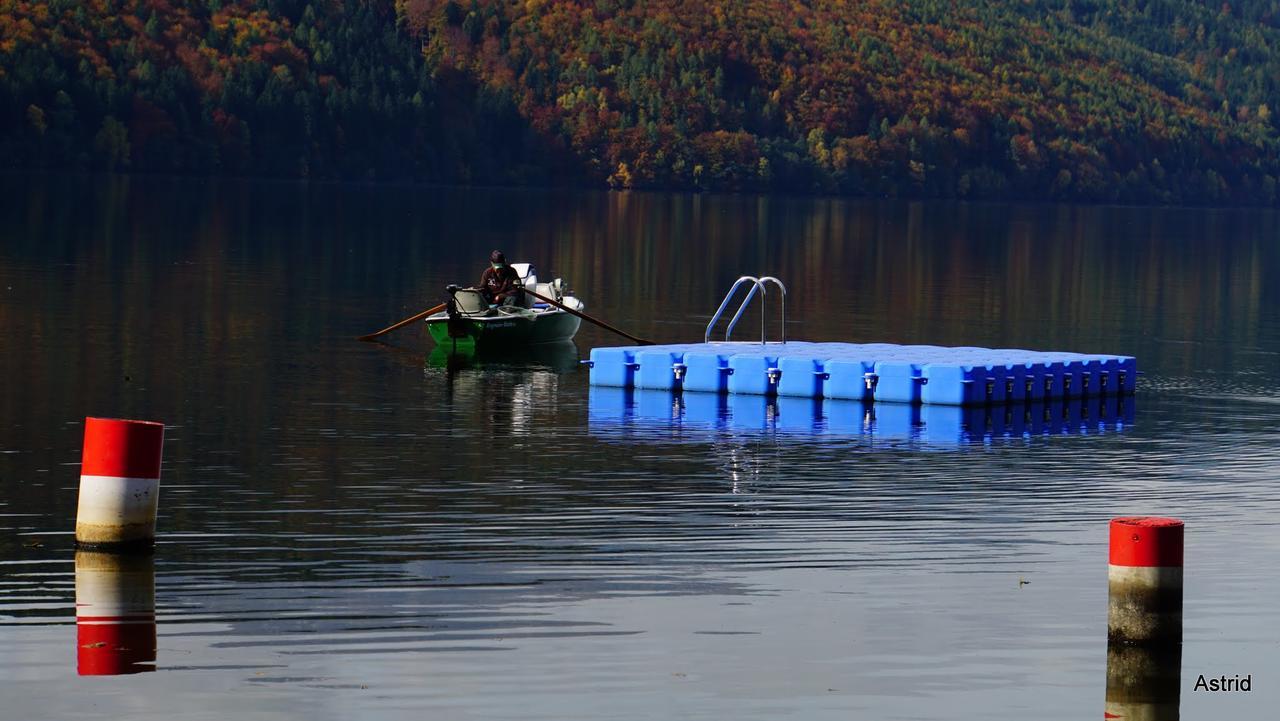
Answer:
xmin=588 ymin=387 xmax=1135 ymax=445
xmin=427 ymin=341 xmax=581 ymax=435
xmin=74 ymin=551 xmax=156 ymax=675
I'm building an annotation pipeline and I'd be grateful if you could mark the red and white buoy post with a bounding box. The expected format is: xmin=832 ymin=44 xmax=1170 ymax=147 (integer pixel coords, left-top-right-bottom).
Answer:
xmin=1105 ymin=516 xmax=1183 ymax=721
xmin=1108 ymin=517 xmax=1183 ymax=645
xmin=75 ymin=417 xmax=165 ymax=549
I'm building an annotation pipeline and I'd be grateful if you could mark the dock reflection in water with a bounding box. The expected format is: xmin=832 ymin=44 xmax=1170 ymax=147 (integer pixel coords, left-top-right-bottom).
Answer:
xmin=74 ymin=551 xmax=156 ymax=676
xmin=589 ymin=387 xmax=1135 ymax=444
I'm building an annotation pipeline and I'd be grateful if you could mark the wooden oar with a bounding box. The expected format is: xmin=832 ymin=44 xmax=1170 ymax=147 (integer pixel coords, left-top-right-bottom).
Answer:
xmin=357 ymin=302 xmax=446 ymax=341
xmin=525 ymin=288 xmax=654 ymax=346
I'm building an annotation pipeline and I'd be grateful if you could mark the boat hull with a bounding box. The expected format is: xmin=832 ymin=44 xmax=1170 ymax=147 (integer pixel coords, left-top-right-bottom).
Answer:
xmin=426 ymin=309 xmax=582 ymax=349
xmin=426 ymin=340 xmax=580 ymax=372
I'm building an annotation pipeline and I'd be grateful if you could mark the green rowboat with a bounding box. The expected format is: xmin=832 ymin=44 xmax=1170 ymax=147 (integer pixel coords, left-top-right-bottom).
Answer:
xmin=424 ymin=266 xmax=584 ymax=350
xmin=425 ymin=303 xmax=583 ymax=348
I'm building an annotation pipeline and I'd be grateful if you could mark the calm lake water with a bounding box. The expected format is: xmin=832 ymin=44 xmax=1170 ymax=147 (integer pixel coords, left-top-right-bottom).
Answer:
xmin=1 ymin=174 xmax=1278 ymax=719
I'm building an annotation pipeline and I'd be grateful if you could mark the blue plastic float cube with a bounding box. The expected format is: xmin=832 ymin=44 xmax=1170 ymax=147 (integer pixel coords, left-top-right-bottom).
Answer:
xmin=728 ymin=353 xmax=781 ymax=396
xmin=981 ymin=363 xmax=1009 ymax=404
xmin=589 ymin=347 xmax=639 ymax=387
xmin=874 ymin=362 xmax=925 ymax=404
xmin=921 ymin=364 xmax=987 ymax=405
xmin=635 ymin=349 xmax=684 ymax=391
xmin=682 ymin=351 xmax=733 ymax=393
xmin=1042 ymin=361 xmax=1066 ymax=399
xmin=825 ymin=359 xmax=876 ymax=401
xmin=1061 ymin=359 xmax=1086 ymax=399
xmin=1022 ymin=362 xmax=1047 ymax=402
xmin=777 ymin=357 xmax=826 ymax=397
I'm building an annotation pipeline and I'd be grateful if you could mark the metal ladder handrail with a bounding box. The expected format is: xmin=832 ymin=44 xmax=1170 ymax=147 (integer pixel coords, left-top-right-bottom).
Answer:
xmin=705 ymin=276 xmax=763 ymax=343
xmin=758 ymin=276 xmax=787 ymax=344
xmin=723 ymin=278 xmax=766 ymax=343
xmin=704 ymin=275 xmax=788 ymax=344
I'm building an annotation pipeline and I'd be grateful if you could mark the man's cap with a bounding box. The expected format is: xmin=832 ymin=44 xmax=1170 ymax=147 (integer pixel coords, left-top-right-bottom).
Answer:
xmin=490 ymin=250 xmax=506 ymax=263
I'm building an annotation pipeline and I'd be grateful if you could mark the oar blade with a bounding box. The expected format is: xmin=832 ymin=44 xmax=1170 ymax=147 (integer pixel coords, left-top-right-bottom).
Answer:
xmin=357 ymin=302 xmax=447 ymax=342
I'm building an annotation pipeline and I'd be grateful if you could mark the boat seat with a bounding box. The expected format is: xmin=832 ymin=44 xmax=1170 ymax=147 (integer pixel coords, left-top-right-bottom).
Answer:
xmin=533 ymin=282 xmax=557 ymax=302
xmin=453 ymin=288 xmax=490 ymax=316
xmin=511 ymin=263 xmax=535 ymax=284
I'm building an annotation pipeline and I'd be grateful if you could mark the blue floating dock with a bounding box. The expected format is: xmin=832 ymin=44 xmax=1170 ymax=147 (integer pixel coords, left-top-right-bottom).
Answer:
xmin=588 ymin=387 xmax=1135 ymax=445
xmin=587 ymin=341 xmax=1136 ymax=405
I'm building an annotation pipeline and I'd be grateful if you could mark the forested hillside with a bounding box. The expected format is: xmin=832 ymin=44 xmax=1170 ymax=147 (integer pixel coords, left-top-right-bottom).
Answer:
xmin=5 ymin=0 xmax=1280 ymax=203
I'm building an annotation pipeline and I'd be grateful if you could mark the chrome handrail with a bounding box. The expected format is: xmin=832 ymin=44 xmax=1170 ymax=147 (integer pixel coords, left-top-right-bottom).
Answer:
xmin=705 ymin=275 xmax=788 ymax=344
xmin=705 ymin=276 xmax=763 ymax=343
xmin=758 ymin=276 xmax=787 ymax=343
xmin=724 ymin=279 xmax=765 ymax=342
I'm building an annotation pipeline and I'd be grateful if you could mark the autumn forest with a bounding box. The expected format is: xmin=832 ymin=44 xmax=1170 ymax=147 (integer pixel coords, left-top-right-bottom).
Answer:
xmin=4 ymin=0 xmax=1280 ymax=204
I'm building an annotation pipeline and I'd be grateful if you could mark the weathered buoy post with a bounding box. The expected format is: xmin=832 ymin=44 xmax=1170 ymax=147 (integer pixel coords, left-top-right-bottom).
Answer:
xmin=1108 ymin=516 xmax=1183 ymax=645
xmin=1105 ymin=516 xmax=1183 ymax=721
xmin=75 ymin=550 xmax=156 ymax=675
xmin=75 ymin=417 xmax=165 ymax=549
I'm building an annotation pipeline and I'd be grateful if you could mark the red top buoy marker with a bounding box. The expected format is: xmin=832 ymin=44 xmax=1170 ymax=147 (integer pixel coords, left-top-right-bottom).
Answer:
xmin=81 ymin=417 xmax=164 ymax=479
xmin=1109 ymin=517 xmax=1184 ymax=568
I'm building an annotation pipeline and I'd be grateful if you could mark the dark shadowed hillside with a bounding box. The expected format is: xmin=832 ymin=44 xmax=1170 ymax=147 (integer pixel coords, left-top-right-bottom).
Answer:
xmin=5 ymin=0 xmax=1280 ymax=203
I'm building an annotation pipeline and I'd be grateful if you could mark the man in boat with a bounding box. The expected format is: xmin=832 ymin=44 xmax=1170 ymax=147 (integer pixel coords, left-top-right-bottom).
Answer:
xmin=480 ymin=249 xmax=522 ymax=307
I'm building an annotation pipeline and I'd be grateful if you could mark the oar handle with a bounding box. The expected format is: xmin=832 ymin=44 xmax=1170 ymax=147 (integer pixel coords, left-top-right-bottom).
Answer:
xmin=357 ymin=302 xmax=447 ymax=341
xmin=525 ymin=289 xmax=653 ymax=346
